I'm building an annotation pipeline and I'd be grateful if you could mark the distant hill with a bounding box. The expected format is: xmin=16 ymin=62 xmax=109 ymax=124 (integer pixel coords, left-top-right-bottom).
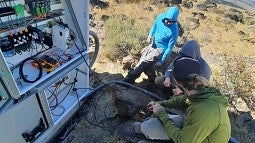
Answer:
xmin=219 ymin=0 xmax=255 ymax=11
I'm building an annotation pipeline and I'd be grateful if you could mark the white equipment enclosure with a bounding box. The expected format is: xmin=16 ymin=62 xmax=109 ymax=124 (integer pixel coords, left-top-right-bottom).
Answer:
xmin=0 ymin=0 xmax=91 ymax=142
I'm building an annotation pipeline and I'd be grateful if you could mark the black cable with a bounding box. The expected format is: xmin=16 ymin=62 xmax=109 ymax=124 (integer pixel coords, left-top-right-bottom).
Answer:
xmin=74 ymin=43 xmax=117 ymax=91
xmin=49 ymin=80 xmax=70 ymax=108
xmin=76 ymin=87 xmax=94 ymax=90
xmin=47 ymin=87 xmax=60 ymax=109
xmin=49 ymin=30 xmax=146 ymax=132
xmin=50 ymin=70 xmax=79 ymax=116
xmin=19 ymin=57 xmax=43 ymax=83
xmin=103 ymin=99 xmax=116 ymax=120
xmin=7 ymin=62 xmax=15 ymax=67
xmin=84 ymin=115 xmax=109 ymax=129
xmin=72 ymin=40 xmax=137 ymax=130
xmin=73 ymin=70 xmax=81 ymax=107
xmin=51 ymin=104 xmax=65 ymax=116
xmin=79 ymin=93 xmax=114 ymax=130
xmin=89 ymin=86 xmax=120 ymax=130
xmin=74 ymin=43 xmax=123 ymax=128
xmin=50 ymin=83 xmax=74 ymax=109
xmin=75 ymin=90 xmax=81 ymax=107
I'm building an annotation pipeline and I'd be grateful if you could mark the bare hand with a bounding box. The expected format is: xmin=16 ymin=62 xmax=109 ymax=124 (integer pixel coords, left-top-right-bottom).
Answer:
xmin=172 ymin=86 xmax=184 ymax=96
xmin=163 ymin=77 xmax=171 ymax=87
xmin=147 ymin=101 xmax=163 ymax=113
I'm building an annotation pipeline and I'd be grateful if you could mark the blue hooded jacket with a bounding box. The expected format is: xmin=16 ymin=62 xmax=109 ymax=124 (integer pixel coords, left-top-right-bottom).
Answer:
xmin=148 ymin=7 xmax=179 ymax=63
xmin=165 ymin=40 xmax=212 ymax=80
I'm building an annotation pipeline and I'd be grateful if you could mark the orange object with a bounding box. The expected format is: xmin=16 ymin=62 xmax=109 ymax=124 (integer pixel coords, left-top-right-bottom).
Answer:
xmin=32 ymin=55 xmax=60 ymax=73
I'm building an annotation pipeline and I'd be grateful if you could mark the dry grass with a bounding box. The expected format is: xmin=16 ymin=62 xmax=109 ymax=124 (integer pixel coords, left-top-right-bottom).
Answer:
xmin=91 ymin=0 xmax=255 ymax=93
xmin=95 ymin=1 xmax=255 ymax=55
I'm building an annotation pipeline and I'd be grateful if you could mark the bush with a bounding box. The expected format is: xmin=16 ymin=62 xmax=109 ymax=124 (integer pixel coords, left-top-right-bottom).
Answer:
xmin=212 ymin=54 xmax=255 ymax=109
xmin=104 ymin=15 xmax=149 ymax=61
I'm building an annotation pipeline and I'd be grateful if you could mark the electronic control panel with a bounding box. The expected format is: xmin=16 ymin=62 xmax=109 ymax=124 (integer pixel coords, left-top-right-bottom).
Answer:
xmin=0 ymin=1 xmax=90 ymax=142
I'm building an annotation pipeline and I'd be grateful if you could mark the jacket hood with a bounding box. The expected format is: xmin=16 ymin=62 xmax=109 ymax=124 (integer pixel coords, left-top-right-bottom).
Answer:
xmin=164 ymin=7 xmax=179 ymax=21
xmin=189 ymin=87 xmax=229 ymax=107
xmin=179 ymin=40 xmax=201 ymax=60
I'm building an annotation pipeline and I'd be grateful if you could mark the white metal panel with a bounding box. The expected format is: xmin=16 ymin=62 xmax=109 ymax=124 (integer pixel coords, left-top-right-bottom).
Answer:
xmin=60 ymin=0 xmax=89 ymax=51
xmin=61 ymin=0 xmax=90 ymax=87
xmin=37 ymin=91 xmax=54 ymax=126
xmin=0 ymin=79 xmax=10 ymax=107
xmin=0 ymin=95 xmax=45 ymax=143
xmin=52 ymin=25 xmax=70 ymax=50
xmin=0 ymin=51 xmax=20 ymax=99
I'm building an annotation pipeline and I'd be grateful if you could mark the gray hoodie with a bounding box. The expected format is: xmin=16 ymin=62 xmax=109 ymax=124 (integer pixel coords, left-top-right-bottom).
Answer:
xmin=165 ymin=40 xmax=211 ymax=80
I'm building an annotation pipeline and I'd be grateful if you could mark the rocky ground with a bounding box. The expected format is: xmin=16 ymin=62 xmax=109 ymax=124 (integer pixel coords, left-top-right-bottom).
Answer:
xmin=52 ymin=0 xmax=255 ymax=143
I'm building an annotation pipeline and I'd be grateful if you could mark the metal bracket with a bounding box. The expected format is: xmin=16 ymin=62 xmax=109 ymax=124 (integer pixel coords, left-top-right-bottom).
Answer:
xmin=22 ymin=118 xmax=45 ymax=142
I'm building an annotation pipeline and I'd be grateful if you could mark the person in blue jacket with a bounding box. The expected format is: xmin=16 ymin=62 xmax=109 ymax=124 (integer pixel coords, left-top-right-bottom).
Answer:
xmin=123 ymin=7 xmax=179 ymax=84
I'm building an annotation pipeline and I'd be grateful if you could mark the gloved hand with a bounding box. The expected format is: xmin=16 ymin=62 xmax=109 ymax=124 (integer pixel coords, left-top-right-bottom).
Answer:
xmin=155 ymin=62 xmax=161 ymax=67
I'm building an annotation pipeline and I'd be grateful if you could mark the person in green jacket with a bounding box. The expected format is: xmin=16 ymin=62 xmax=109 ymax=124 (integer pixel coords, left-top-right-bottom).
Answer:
xmin=139 ymin=57 xmax=231 ymax=143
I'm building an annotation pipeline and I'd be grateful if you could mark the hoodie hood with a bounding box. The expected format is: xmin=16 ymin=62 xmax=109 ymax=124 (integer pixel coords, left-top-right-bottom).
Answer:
xmin=164 ymin=7 xmax=179 ymax=21
xmin=179 ymin=40 xmax=201 ymax=60
xmin=189 ymin=87 xmax=229 ymax=107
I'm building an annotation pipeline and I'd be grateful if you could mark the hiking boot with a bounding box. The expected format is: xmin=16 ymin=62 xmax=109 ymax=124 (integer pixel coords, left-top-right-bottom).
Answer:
xmin=147 ymin=78 xmax=156 ymax=84
xmin=144 ymin=69 xmax=156 ymax=84
xmin=122 ymin=76 xmax=135 ymax=84
xmin=123 ymin=62 xmax=150 ymax=84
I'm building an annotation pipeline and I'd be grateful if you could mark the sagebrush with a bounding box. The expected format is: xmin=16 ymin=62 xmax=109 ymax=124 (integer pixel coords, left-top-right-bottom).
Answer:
xmin=104 ymin=15 xmax=149 ymax=61
xmin=212 ymin=54 xmax=255 ymax=109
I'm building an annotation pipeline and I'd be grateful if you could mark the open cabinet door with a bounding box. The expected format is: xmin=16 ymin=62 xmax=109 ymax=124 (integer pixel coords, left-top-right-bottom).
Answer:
xmin=0 ymin=94 xmax=47 ymax=143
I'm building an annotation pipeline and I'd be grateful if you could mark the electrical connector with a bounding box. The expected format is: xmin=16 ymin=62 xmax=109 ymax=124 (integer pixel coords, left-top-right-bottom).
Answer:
xmin=13 ymin=4 xmax=25 ymax=17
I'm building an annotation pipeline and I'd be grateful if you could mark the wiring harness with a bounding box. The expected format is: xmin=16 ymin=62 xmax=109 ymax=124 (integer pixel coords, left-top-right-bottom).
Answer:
xmin=19 ymin=57 xmax=43 ymax=83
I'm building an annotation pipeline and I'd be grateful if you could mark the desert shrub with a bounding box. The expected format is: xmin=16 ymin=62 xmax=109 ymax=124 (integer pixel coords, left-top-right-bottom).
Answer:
xmin=200 ymin=28 xmax=212 ymax=44
xmin=104 ymin=15 xmax=149 ymax=61
xmin=211 ymin=54 xmax=255 ymax=109
xmin=244 ymin=17 xmax=255 ymax=26
xmin=215 ymin=16 xmax=221 ymax=22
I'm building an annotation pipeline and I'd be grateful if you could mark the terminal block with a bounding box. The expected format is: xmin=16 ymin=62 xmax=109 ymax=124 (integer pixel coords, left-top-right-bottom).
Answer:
xmin=25 ymin=0 xmax=50 ymax=17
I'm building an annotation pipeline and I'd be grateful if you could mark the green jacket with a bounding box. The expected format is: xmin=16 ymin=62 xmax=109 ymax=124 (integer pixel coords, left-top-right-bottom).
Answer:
xmin=155 ymin=87 xmax=231 ymax=143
